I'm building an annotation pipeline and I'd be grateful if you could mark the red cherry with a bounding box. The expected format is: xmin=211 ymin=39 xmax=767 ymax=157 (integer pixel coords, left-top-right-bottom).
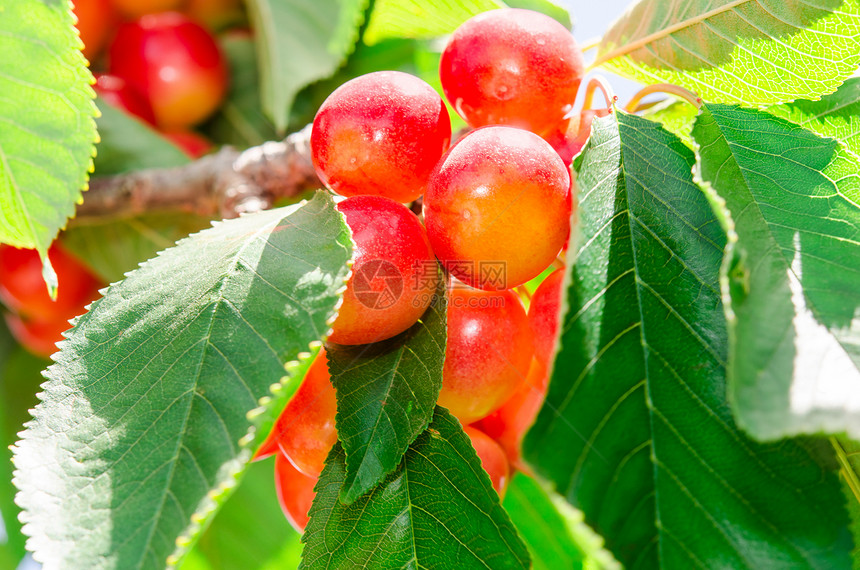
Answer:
xmin=311 ymin=71 xmax=451 ymax=203
xmin=440 ymin=9 xmax=584 ymax=135
xmin=476 ymin=358 xmax=548 ymax=471
xmin=329 ymin=196 xmax=440 ymax=346
xmin=424 ymin=126 xmax=571 ymax=290
xmin=94 ymin=74 xmax=157 ymax=125
xmin=4 ymin=313 xmax=71 ymax=358
xmin=437 ymin=287 xmax=533 ymax=424
xmin=108 ymin=12 xmax=228 ymax=129
xmin=529 ymin=268 xmax=564 ymax=369
xmin=464 ymin=425 xmax=510 ymax=497
xmin=542 ymin=109 xmax=608 ymax=167
xmin=164 ymin=130 xmax=212 ymax=158
xmin=0 ymin=244 xmax=102 ymax=322
xmin=274 ymin=452 xmax=317 ymax=533
xmin=262 ymin=349 xmax=337 ymax=477
xmin=73 ymin=0 xmax=117 ymax=61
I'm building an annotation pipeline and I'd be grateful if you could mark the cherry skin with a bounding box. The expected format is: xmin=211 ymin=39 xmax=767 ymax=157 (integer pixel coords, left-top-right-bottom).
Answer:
xmin=94 ymin=74 xmax=157 ymax=125
xmin=440 ymin=8 xmax=584 ymax=135
xmin=476 ymin=358 xmax=548 ymax=471
xmin=542 ymin=109 xmax=608 ymax=167
xmin=274 ymin=452 xmax=317 ymax=533
xmin=528 ymin=268 xmax=565 ymax=368
xmin=0 ymin=244 xmax=102 ymax=322
xmin=437 ymin=287 xmax=533 ymax=424
xmin=329 ymin=196 xmax=440 ymax=346
xmin=164 ymin=130 xmax=212 ymax=158
xmin=311 ymin=71 xmax=451 ymax=203
xmin=258 ymin=349 xmax=337 ymax=477
xmin=111 ymin=0 xmax=185 ymax=19
xmin=464 ymin=425 xmax=510 ymax=497
xmin=108 ymin=12 xmax=228 ymax=129
xmin=4 ymin=313 xmax=73 ymax=358
xmin=73 ymin=0 xmax=117 ymax=61
xmin=424 ymin=126 xmax=571 ymax=290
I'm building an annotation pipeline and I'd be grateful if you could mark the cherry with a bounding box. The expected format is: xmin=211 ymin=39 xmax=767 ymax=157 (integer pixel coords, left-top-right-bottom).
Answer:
xmin=260 ymin=349 xmax=337 ymax=478
xmin=0 ymin=244 xmax=102 ymax=323
xmin=329 ymin=196 xmax=440 ymax=346
xmin=464 ymin=425 xmax=510 ymax=497
xmin=73 ymin=0 xmax=117 ymax=61
xmin=528 ymin=268 xmax=564 ymax=368
xmin=3 ymin=313 xmax=72 ymax=358
xmin=437 ymin=287 xmax=533 ymax=424
xmin=94 ymin=74 xmax=157 ymax=125
xmin=542 ymin=109 xmax=607 ymax=167
xmin=274 ymin=452 xmax=317 ymax=534
xmin=476 ymin=358 xmax=548 ymax=471
xmin=311 ymin=71 xmax=451 ymax=203
xmin=112 ymin=0 xmax=185 ymax=19
xmin=424 ymin=126 xmax=571 ymax=290
xmin=439 ymin=8 xmax=584 ymax=135
xmin=164 ymin=130 xmax=212 ymax=158
xmin=108 ymin=12 xmax=228 ymax=129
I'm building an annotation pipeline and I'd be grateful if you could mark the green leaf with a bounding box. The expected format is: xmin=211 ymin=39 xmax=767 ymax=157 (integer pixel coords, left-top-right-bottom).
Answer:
xmin=0 ymin=0 xmax=97 ymax=252
xmin=301 ymin=408 xmax=530 ymax=569
xmin=639 ymin=98 xmax=699 ymax=148
xmin=524 ymin=111 xmax=853 ymax=568
xmin=595 ymin=0 xmax=860 ymax=106
xmin=203 ymin=35 xmax=278 ymax=149
xmin=327 ymin=279 xmax=446 ymax=503
xmin=832 ymin=436 xmax=860 ymax=569
xmin=94 ymin=100 xmax=189 ymax=176
xmin=363 ymin=0 xmax=504 ymax=45
xmin=13 ymin=192 xmax=352 ymax=569
xmin=503 ymin=472 xmax=620 ymax=570
xmin=692 ymin=103 xmax=860 ymax=440
xmin=62 ymin=213 xmax=212 ymax=284
xmin=246 ymin=0 xmax=369 ymax=133
xmin=0 ymin=324 xmax=45 ymax=569
xmin=504 ymin=0 xmax=572 ymax=28
xmin=190 ymin=459 xmax=302 ymax=570
xmin=767 ymin=76 xmax=860 ymax=156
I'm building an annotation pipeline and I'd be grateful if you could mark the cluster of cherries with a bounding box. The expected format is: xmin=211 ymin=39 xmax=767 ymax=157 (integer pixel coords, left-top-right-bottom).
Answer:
xmin=257 ymin=8 xmax=587 ymax=532
xmin=73 ymin=0 xmax=240 ymax=156
xmin=0 ymin=1 xmax=242 ymax=356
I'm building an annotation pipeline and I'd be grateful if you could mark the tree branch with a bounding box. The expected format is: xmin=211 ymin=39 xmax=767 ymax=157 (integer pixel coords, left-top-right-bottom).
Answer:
xmin=77 ymin=125 xmax=320 ymax=221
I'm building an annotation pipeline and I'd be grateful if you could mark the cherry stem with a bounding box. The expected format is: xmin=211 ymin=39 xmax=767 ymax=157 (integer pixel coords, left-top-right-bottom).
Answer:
xmin=516 ymin=285 xmax=533 ymax=304
xmin=552 ymin=256 xmax=565 ymax=270
xmin=579 ymin=37 xmax=600 ymax=54
xmin=625 ymin=83 xmax=702 ymax=113
xmin=582 ymin=76 xmax=617 ymax=111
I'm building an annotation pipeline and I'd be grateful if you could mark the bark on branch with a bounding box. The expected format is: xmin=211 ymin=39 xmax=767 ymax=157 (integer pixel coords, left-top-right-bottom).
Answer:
xmin=78 ymin=124 xmax=320 ymax=221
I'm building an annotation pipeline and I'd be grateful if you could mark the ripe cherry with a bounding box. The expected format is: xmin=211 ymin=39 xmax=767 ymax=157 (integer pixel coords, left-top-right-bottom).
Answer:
xmin=329 ymin=196 xmax=440 ymax=346
xmin=464 ymin=425 xmax=510 ymax=497
xmin=164 ymin=130 xmax=212 ymax=158
xmin=73 ymin=0 xmax=117 ymax=61
xmin=0 ymin=244 xmax=102 ymax=323
xmin=311 ymin=71 xmax=451 ymax=203
xmin=542 ymin=109 xmax=608 ymax=167
xmin=440 ymin=8 xmax=584 ymax=135
xmin=108 ymin=12 xmax=228 ymax=129
xmin=94 ymin=74 xmax=157 ymax=125
xmin=258 ymin=349 xmax=337 ymax=478
xmin=274 ymin=452 xmax=317 ymax=534
xmin=437 ymin=287 xmax=533 ymax=424
xmin=476 ymin=358 xmax=548 ymax=471
xmin=3 ymin=313 xmax=72 ymax=358
xmin=112 ymin=0 xmax=185 ymax=19
xmin=528 ymin=268 xmax=564 ymax=368
xmin=424 ymin=126 xmax=571 ymax=290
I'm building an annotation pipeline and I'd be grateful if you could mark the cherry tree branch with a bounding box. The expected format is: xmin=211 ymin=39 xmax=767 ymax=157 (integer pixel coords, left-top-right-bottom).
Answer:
xmin=77 ymin=125 xmax=320 ymax=222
